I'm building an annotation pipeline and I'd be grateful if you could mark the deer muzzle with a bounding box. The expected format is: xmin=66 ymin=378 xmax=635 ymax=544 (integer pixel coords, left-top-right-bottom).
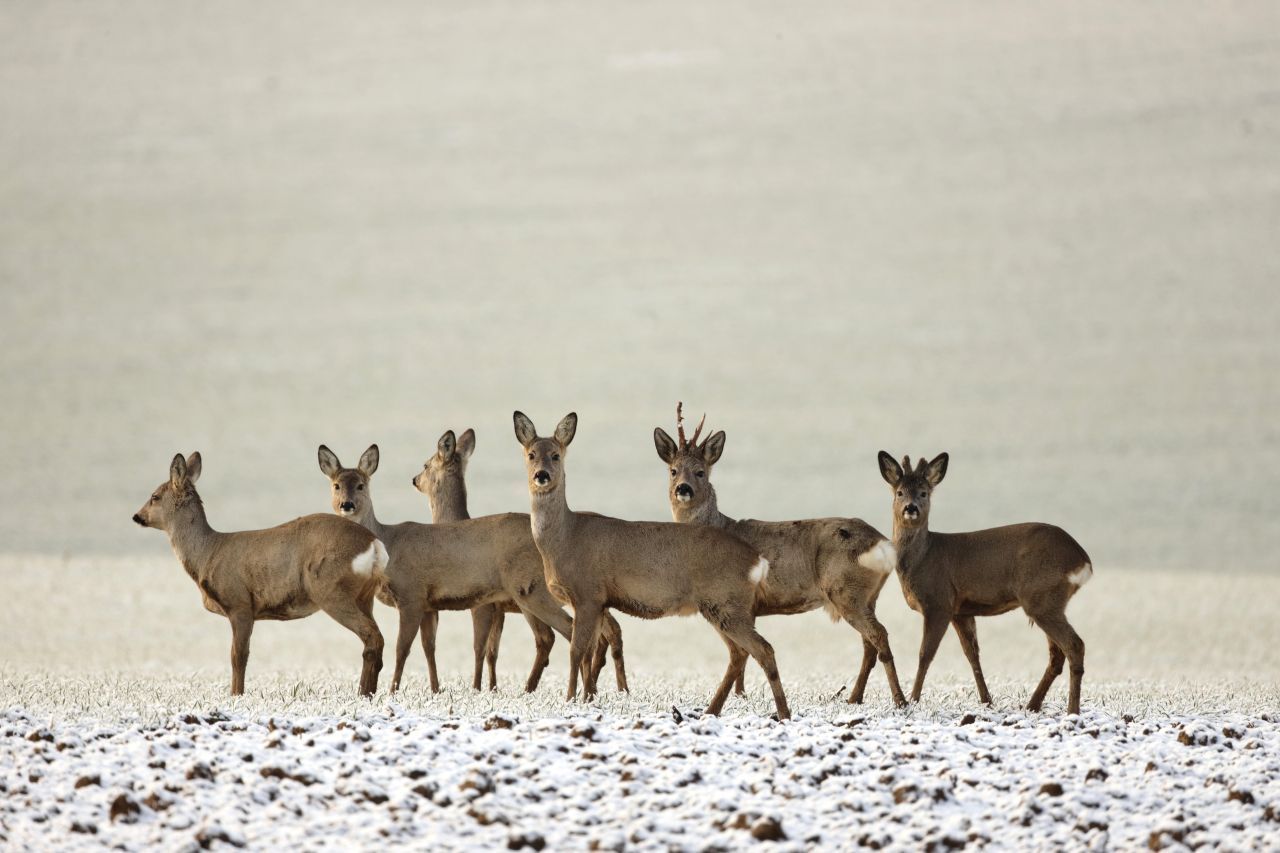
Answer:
xmin=533 ymin=470 xmax=551 ymax=486
xmin=675 ymin=483 xmax=694 ymax=501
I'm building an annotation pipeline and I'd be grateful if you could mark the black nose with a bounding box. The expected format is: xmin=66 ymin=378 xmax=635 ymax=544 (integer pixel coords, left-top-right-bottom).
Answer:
xmin=676 ymin=483 xmax=693 ymax=497
xmin=534 ymin=471 xmax=551 ymax=485
xmin=340 ymin=501 xmax=355 ymax=512
xmin=905 ymin=504 xmax=919 ymax=515
xmin=131 ymin=514 xmax=145 ymax=526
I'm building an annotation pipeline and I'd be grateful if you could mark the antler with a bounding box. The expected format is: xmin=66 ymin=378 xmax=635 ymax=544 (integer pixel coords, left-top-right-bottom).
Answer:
xmin=676 ymin=402 xmax=707 ymax=450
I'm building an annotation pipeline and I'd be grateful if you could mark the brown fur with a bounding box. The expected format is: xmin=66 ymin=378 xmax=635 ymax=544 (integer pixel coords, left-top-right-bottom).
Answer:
xmin=318 ymin=443 xmax=584 ymax=694
xmin=412 ymin=429 xmax=628 ymax=693
xmin=655 ymin=412 xmax=906 ymax=706
xmin=878 ymin=451 xmax=1092 ymax=714
xmin=514 ymin=411 xmax=790 ymax=720
xmin=132 ymin=452 xmax=386 ymax=696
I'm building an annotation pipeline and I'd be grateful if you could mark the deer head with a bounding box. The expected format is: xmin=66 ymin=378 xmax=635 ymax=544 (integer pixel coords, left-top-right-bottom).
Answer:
xmin=133 ymin=452 xmax=202 ymax=530
xmin=413 ymin=428 xmax=475 ymax=496
xmin=653 ymin=402 xmax=725 ymax=510
xmin=513 ymin=411 xmax=576 ymax=496
xmin=878 ymin=451 xmax=948 ymax=530
xmin=318 ymin=444 xmax=380 ymax=521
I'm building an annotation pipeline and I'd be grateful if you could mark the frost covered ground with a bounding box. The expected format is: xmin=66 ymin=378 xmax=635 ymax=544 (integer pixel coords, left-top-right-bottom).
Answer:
xmin=3 ymin=674 xmax=1279 ymax=850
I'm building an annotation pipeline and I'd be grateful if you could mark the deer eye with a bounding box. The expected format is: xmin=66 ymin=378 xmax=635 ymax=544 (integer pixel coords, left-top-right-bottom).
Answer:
xmin=670 ymin=469 xmax=677 ymax=476
xmin=551 ymin=453 xmax=559 ymax=462
xmin=896 ymin=490 xmax=903 ymax=497
xmin=356 ymin=483 xmax=364 ymax=491
xmin=151 ymin=494 xmax=160 ymax=503
xmin=528 ymin=452 xmax=534 ymax=460
xmin=333 ymin=483 xmax=339 ymax=490
xmin=696 ymin=471 xmax=705 ymax=478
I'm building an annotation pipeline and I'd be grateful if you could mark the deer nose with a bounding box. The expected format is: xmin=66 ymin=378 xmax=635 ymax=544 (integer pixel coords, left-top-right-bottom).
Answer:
xmin=675 ymin=483 xmax=694 ymax=499
xmin=904 ymin=504 xmax=920 ymax=518
xmin=340 ymin=501 xmax=356 ymax=513
xmin=131 ymin=513 xmax=145 ymax=526
xmin=533 ymin=470 xmax=551 ymax=486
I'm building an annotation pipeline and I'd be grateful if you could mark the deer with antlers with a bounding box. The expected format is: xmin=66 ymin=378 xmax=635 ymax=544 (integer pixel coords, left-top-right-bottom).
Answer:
xmin=655 ymin=404 xmax=906 ymax=706
xmin=878 ymin=451 xmax=1092 ymax=714
xmin=515 ymin=411 xmax=791 ymax=720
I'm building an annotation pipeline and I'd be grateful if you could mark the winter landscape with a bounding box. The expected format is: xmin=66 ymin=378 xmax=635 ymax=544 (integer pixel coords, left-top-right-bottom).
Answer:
xmin=3 ymin=0 xmax=1279 ymax=849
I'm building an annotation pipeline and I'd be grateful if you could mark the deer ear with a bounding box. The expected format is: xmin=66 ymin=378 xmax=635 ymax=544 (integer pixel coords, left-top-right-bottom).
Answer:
xmin=318 ymin=445 xmax=341 ymax=478
xmin=654 ymin=428 xmax=677 ymax=464
xmin=513 ymin=411 xmax=537 ymax=447
xmin=437 ymin=430 xmax=456 ymax=461
xmin=702 ymin=431 xmax=726 ymax=466
xmin=878 ymin=451 xmax=902 ymax=486
xmin=554 ymin=412 xmax=577 ymax=447
xmin=925 ymin=453 xmax=948 ymax=487
xmin=457 ymin=429 xmax=476 ymax=460
xmin=169 ymin=453 xmax=187 ymax=487
xmin=357 ymin=444 xmax=380 ymax=477
xmin=185 ymin=452 xmax=202 ymax=484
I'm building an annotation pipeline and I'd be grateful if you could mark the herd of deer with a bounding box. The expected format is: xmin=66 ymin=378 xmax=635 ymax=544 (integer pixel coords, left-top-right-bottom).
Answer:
xmin=132 ymin=406 xmax=1093 ymax=721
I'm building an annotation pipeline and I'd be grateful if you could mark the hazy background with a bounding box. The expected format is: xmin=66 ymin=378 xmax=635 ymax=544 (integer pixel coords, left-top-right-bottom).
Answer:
xmin=2 ymin=2 xmax=1278 ymax=684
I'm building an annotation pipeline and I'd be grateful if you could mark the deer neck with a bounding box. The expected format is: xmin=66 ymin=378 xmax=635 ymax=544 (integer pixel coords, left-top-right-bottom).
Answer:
xmin=429 ymin=476 xmax=469 ymax=523
xmin=528 ymin=483 xmax=573 ymax=555
xmin=892 ymin=518 xmax=932 ymax=574
xmin=672 ymin=483 xmax=731 ymax=529
xmin=166 ymin=494 xmax=219 ymax=583
xmin=351 ymin=502 xmax=391 ymax=542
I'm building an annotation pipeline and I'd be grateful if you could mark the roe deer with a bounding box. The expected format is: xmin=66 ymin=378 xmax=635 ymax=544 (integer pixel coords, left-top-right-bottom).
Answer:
xmin=132 ymin=453 xmax=388 ymax=696
xmin=514 ymin=411 xmax=790 ymax=720
xmin=318 ymin=444 xmax=605 ymax=694
xmin=413 ymin=428 xmax=628 ymax=693
xmin=655 ymin=404 xmax=906 ymax=706
xmin=878 ymin=452 xmax=1093 ymax=714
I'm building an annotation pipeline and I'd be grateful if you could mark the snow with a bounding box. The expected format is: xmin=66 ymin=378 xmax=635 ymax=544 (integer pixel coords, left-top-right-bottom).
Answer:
xmin=2 ymin=675 xmax=1278 ymax=850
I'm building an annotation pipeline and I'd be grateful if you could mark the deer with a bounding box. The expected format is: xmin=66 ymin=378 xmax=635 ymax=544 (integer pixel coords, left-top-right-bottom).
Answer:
xmin=877 ymin=451 xmax=1093 ymax=714
xmin=318 ymin=443 xmax=621 ymax=694
xmin=132 ymin=452 xmax=388 ymax=696
xmin=655 ymin=404 xmax=906 ymax=706
xmin=514 ymin=411 xmax=791 ymax=720
xmin=412 ymin=428 xmax=628 ymax=693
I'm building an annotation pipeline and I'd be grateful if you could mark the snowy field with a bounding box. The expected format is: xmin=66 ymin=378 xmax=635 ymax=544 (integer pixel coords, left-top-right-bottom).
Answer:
xmin=3 ymin=677 xmax=1279 ymax=850
xmin=3 ymin=558 xmax=1280 ymax=849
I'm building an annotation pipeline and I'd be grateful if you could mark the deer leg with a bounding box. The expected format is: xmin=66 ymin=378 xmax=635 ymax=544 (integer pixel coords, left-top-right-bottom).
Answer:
xmin=1031 ymin=614 xmax=1086 ymax=714
xmin=734 ymin=668 xmax=746 ymax=696
xmin=715 ymin=612 xmax=790 ymax=721
xmin=1027 ymin=639 xmax=1065 ymax=713
xmin=599 ymin=612 xmax=629 ymax=692
xmin=912 ymin=611 xmax=950 ymax=704
xmin=389 ymin=606 xmax=420 ymax=694
xmin=321 ymin=597 xmax=385 ymax=697
xmin=521 ymin=612 xmax=555 ymax=693
xmin=470 ymin=606 xmax=497 ymax=691
xmin=228 ymin=612 xmax=254 ymax=696
xmin=586 ymin=629 xmax=608 ymax=694
xmin=419 ymin=610 xmax=441 ymax=693
xmin=485 ymin=609 xmax=506 ymax=691
xmin=843 ymin=607 xmax=907 ymax=707
xmin=951 ymin=615 xmax=991 ymax=704
xmin=705 ymin=634 xmax=749 ymax=716
xmin=566 ymin=603 xmax=602 ymax=703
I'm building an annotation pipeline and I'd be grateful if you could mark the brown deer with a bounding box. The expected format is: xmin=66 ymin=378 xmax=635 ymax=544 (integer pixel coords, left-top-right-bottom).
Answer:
xmin=514 ymin=411 xmax=791 ymax=720
xmin=877 ymin=451 xmax=1093 ymax=714
xmin=318 ymin=444 xmax=616 ymax=694
xmin=655 ymin=404 xmax=906 ymax=706
xmin=412 ymin=428 xmax=628 ymax=693
xmin=132 ymin=452 xmax=388 ymax=696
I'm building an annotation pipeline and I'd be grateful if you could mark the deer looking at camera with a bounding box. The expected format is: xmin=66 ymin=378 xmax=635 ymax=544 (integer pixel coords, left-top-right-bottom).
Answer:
xmin=514 ymin=411 xmax=790 ymax=720
xmin=132 ymin=453 xmax=388 ymax=696
xmin=655 ymin=404 xmax=906 ymax=706
xmin=319 ymin=444 xmax=619 ymax=694
xmin=878 ymin=452 xmax=1093 ymax=714
xmin=411 ymin=429 xmax=628 ymax=693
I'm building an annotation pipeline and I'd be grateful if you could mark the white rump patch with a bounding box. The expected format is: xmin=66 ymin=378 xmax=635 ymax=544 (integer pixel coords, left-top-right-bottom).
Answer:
xmin=857 ymin=540 xmax=897 ymax=576
xmin=748 ymin=557 xmax=769 ymax=585
xmin=1067 ymin=562 xmax=1093 ymax=588
xmin=352 ymin=540 xmax=388 ymax=576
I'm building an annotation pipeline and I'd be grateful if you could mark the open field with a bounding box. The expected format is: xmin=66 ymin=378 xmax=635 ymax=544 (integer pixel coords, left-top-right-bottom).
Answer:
xmin=3 ymin=556 xmax=1280 ymax=848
